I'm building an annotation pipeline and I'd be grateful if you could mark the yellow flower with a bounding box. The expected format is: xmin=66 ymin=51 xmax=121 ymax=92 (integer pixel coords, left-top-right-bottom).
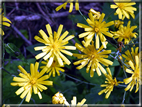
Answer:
xmin=2 ymin=104 xmax=10 ymax=107
xmin=52 ymin=92 xmax=66 ymax=104
xmin=77 ymin=12 xmax=114 ymax=49
xmin=89 ymin=8 xmax=101 ymax=20
xmin=73 ymin=41 xmax=113 ymax=77
xmin=40 ymin=59 xmax=65 ymax=77
xmin=122 ymin=47 xmax=139 ymax=65
xmin=123 ymin=55 xmax=140 ymax=93
xmin=114 ymin=20 xmax=124 ymax=28
xmin=110 ymin=0 xmax=137 ymax=20
xmin=11 ymin=62 xmax=53 ymax=102
xmin=0 ymin=8 xmax=11 ymax=36
xmin=98 ymin=67 xmax=123 ymax=99
xmin=34 ymin=24 xmax=76 ymax=67
xmin=111 ymin=21 xmax=137 ymax=45
xmin=55 ymin=0 xmax=79 ymax=13
xmin=70 ymin=96 xmax=87 ymax=107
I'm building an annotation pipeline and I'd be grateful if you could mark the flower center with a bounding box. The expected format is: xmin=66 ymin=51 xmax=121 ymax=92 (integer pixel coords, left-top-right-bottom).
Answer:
xmin=30 ymin=78 xmax=37 ymax=85
xmin=51 ymin=61 xmax=56 ymax=67
xmin=95 ymin=27 xmax=99 ymax=33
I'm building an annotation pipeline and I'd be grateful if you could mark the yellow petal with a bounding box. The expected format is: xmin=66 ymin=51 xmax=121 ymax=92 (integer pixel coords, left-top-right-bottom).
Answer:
xmin=69 ymin=3 xmax=73 ymax=13
xmin=38 ymin=75 xmax=49 ymax=82
xmin=39 ymin=29 xmax=50 ymax=43
xmin=98 ymin=63 xmax=106 ymax=74
xmin=56 ymin=24 xmax=63 ymax=39
xmin=64 ymin=46 xmax=76 ymax=50
xmin=124 ymin=77 xmax=132 ymax=84
xmin=38 ymin=92 xmax=42 ymax=99
xmin=35 ymin=52 xmax=47 ymax=60
xmin=20 ymin=88 xmax=30 ymax=99
xmin=128 ymin=60 xmax=134 ymax=70
xmin=46 ymin=24 xmax=53 ymax=37
xmin=105 ymin=90 xmax=111 ymax=99
xmin=75 ymin=2 xmax=79 ymax=10
xmin=62 ymin=35 xmax=74 ymax=43
xmin=30 ymin=63 xmax=34 ymax=77
xmin=25 ymin=88 xmax=32 ymax=102
xmin=60 ymin=50 xmax=73 ymax=56
xmin=13 ymin=77 xmax=27 ymax=82
xmin=15 ymin=87 xmax=24 ymax=95
xmin=18 ymin=65 xmax=28 ymax=75
xmin=47 ymin=55 xmax=54 ymax=67
xmin=59 ymin=31 xmax=69 ymax=41
xmin=58 ymin=51 xmax=71 ymax=65
xmin=34 ymin=46 xmax=47 ymax=51
xmin=96 ymin=34 xmax=99 ymax=49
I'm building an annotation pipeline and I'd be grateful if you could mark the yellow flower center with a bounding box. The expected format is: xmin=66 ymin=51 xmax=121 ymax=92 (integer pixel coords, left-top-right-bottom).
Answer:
xmin=51 ymin=61 xmax=56 ymax=67
xmin=51 ymin=42 xmax=60 ymax=52
xmin=89 ymin=50 xmax=99 ymax=60
xmin=95 ymin=27 xmax=99 ymax=33
xmin=30 ymin=78 xmax=37 ymax=85
xmin=133 ymin=69 xmax=139 ymax=80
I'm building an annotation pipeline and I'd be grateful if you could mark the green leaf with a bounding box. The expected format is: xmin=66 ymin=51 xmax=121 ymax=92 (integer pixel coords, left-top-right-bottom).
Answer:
xmin=26 ymin=43 xmax=43 ymax=55
xmin=80 ymin=67 xmax=105 ymax=85
xmin=85 ymin=87 xmax=103 ymax=104
xmin=4 ymin=43 xmax=25 ymax=60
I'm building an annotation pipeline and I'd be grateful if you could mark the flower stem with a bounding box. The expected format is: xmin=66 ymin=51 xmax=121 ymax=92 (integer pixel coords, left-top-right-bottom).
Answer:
xmin=122 ymin=91 xmax=126 ymax=104
xmin=78 ymin=9 xmax=87 ymax=21
xmin=105 ymin=9 xmax=116 ymax=21
xmin=18 ymin=97 xmax=26 ymax=107
xmin=62 ymin=72 xmax=98 ymax=86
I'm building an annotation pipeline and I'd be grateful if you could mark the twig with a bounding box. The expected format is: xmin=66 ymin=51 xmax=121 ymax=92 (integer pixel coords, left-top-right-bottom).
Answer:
xmin=2 ymin=67 xmax=16 ymax=77
xmin=11 ymin=24 xmax=32 ymax=46
xmin=14 ymin=15 xmax=41 ymax=21
xmin=50 ymin=11 xmax=69 ymax=18
xmin=36 ymin=3 xmax=52 ymax=25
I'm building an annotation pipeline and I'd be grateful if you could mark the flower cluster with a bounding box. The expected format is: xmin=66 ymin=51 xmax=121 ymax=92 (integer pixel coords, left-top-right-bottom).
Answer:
xmin=2 ymin=0 xmax=140 ymax=105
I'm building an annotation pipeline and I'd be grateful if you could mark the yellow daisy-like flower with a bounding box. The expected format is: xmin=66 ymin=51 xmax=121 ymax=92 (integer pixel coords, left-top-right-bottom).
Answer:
xmin=52 ymin=92 xmax=67 ymax=104
xmin=40 ymin=59 xmax=65 ymax=77
xmin=114 ymin=20 xmax=124 ymax=28
xmin=98 ymin=67 xmax=123 ymax=99
xmin=123 ymin=55 xmax=140 ymax=93
xmin=73 ymin=41 xmax=113 ymax=77
xmin=110 ymin=0 xmax=137 ymax=20
xmin=34 ymin=24 xmax=76 ymax=67
xmin=122 ymin=47 xmax=139 ymax=65
xmin=77 ymin=12 xmax=114 ymax=49
xmin=89 ymin=8 xmax=101 ymax=20
xmin=0 ymin=8 xmax=11 ymax=36
xmin=111 ymin=21 xmax=137 ymax=45
xmin=55 ymin=0 xmax=79 ymax=13
xmin=70 ymin=96 xmax=87 ymax=107
xmin=11 ymin=62 xmax=53 ymax=102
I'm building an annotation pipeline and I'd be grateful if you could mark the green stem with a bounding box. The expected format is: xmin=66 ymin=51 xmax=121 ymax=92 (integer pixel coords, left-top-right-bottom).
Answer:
xmin=105 ymin=9 xmax=116 ymax=21
xmin=78 ymin=9 xmax=87 ymax=21
xmin=62 ymin=72 xmax=98 ymax=86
